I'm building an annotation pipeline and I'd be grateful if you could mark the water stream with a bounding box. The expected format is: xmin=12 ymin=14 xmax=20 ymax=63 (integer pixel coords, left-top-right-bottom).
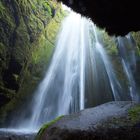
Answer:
xmin=117 ymin=34 xmax=139 ymax=101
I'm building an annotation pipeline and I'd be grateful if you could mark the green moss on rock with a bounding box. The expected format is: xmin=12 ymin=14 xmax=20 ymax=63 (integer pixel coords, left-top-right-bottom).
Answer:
xmin=0 ymin=0 xmax=66 ymax=125
xmin=132 ymin=31 xmax=140 ymax=57
xmin=129 ymin=104 xmax=140 ymax=124
xmin=35 ymin=116 xmax=64 ymax=140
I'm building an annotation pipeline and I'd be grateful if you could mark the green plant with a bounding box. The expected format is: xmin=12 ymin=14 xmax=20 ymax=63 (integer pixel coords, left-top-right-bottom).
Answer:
xmin=128 ymin=104 xmax=140 ymax=124
xmin=35 ymin=116 xmax=64 ymax=140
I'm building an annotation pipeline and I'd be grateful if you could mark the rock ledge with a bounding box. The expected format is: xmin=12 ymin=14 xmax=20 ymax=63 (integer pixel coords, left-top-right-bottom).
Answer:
xmin=37 ymin=101 xmax=140 ymax=140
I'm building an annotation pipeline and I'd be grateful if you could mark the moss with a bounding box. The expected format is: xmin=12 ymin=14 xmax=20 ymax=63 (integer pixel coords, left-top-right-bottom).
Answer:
xmin=46 ymin=19 xmax=60 ymax=43
xmin=0 ymin=85 xmax=15 ymax=99
xmin=17 ymin=0 xmax=34 ymax=14
xmin=0 ymin=0 xmax=66 ymax=125
xmin=0 ymin=85 xmax=16 ymax=125
xmin=0 ymin=1 xmax=5 ymax=16
xmin=128 ymin=104 xmax=140 ymax=124
xmin=0 ymin=1 xmax=16 ymax=46
xmin=47 ymin=0 xmax=60 ymax=10
xmin=35 ymin=116 xmax=64 ymax=140
xmin=98 ymin=30 xmax=118 ymax=56
xmin=12 ymin=74 xmax=19 ymax=82
xmin=0 ymin=97 xmax=18 ymax=125
xmin=43 ymin=1 xmax=52 ymax=16
xmin=45 ymin=8 xmax=66 ymax=44
xmin=132 ymin=31 xmax=140 ymax=56
xmin=12 ymin=17 xmax=30 ymax=64
xmin=136 ymin=46 xmax=140 ymax=56
xmin=0 ymin=42 xmax=6 ymax=59
xmin=31 ymin=34 xmax=53 ymax=65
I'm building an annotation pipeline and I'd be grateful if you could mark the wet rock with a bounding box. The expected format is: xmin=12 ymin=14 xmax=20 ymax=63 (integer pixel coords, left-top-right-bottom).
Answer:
xmin=0 ymin=0 xmax=65 ymax=125
xmin=0 ymin=129 xmax=36 ymax=140
xmin=37 ymin=101 xmax=140 ymax=140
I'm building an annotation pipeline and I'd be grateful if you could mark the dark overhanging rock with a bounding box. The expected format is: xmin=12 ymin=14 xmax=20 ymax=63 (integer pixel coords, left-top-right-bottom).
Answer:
xmin=58 ymin=0 xmax=140 ymax=36
xmin=36 ymin=101 xmax=140 ymax=140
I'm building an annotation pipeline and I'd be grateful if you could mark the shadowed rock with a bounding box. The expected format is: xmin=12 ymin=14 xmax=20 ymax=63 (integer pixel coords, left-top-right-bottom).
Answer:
xmin=58 ymin=0 xmax=140 ymax=35
xmin=0 ymin=130 xmax=36 ymax=140
xmin=37 ymin=101 xmax=140 ymax=140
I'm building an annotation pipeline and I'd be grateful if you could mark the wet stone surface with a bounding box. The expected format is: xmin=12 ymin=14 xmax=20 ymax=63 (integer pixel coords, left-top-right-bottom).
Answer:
xmin=39 ymin=101 xmax=140 ymax=140
xmin=0 ymin=129 xmax=36 ymax=140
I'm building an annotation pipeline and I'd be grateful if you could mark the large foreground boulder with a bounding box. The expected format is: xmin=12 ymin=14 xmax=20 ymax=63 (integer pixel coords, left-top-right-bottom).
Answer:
xmin=36 ymin=101 xmax=140 ymax=140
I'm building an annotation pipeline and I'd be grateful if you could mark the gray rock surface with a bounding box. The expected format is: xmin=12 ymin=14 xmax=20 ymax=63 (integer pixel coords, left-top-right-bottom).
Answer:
xmin=40 ymin=101 xmax=140 ymax=140
xmin=0 ymin=129 xmax=36 ymax=140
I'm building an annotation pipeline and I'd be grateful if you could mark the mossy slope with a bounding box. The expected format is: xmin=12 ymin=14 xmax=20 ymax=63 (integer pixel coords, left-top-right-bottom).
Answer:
xmin=0 ymin=0 xmax=65 ymax=125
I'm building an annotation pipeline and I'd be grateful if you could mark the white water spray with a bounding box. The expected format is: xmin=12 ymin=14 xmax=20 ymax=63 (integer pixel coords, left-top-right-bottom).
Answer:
xmin=117 ymin=34 xmax=139 ymax=101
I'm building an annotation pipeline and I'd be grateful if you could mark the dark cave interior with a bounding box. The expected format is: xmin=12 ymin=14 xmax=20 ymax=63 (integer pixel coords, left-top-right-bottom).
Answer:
xmin=58 ymin=0 xmax=140 ymax=36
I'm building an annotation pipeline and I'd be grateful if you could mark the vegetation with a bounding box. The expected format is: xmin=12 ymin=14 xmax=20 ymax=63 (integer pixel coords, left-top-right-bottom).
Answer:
xmin=129 ymin=104 xmax=140 ymax=124
xmin=98 ymin=29 xmax=118 ymax=56
xmin=94 ymin=29 xmax=130 ymax=91
xmin=0 ymin=0 xmax=66 ymax=125
xmin=132 ymin=31 xmax=140 ymax=56
xmin=35 ymin=116 xmax=64 ymax=140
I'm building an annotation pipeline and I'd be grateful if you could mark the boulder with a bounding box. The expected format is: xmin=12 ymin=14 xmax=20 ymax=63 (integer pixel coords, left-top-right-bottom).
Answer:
xmin=36 ymin=101 xmax=140 ymax=140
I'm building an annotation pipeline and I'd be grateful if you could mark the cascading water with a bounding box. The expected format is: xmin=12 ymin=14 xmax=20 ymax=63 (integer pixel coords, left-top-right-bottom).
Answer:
xmin=6 ymin=9 xmax=139 ymax=132
xmin=91 ymin=24 xmax=123 ymax=101
xmin=117 ymin=34 xmax=139 ymax=101
xmin=11 ymin=12 xmax=89 ymax=131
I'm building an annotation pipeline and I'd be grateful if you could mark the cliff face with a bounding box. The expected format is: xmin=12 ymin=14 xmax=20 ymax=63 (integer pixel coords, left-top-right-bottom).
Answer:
xmin=0 ymin=0 xmax=65 ymax=125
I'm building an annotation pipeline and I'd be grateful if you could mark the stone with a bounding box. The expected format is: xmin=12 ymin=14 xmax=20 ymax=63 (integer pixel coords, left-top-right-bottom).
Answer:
xmin=37 ymin=101 xmax=140 ymax=140
xmin=0 ymin=129 xmax=36 ymax=140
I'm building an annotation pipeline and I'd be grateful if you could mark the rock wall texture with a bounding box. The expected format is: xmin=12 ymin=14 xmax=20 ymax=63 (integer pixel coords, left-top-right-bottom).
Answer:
xmin=0 ymin=0 xmax=65 ymax=125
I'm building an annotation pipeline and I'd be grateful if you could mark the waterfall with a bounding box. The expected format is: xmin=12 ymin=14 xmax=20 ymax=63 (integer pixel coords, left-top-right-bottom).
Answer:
xmin=8 ymin=10 xmax=139 ymax=132
xmin=91 ymin=24 xmax=123 ymax=100
xmin=117 ymin=34 xmax=139 ymax=101
xmin=11 ymin=12 xmax=90 ymax=131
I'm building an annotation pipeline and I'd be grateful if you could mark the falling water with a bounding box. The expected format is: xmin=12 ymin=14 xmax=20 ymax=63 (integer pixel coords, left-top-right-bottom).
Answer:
xmin=117 ymin=34 xmax=139 ymax=101
xmin=8 ymin=10 xmax=139 ymax=132
xmin=91 ymin=24 xmax=123 ymax=101
xmin=12 ymin=12 xmax=89 ymax=131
